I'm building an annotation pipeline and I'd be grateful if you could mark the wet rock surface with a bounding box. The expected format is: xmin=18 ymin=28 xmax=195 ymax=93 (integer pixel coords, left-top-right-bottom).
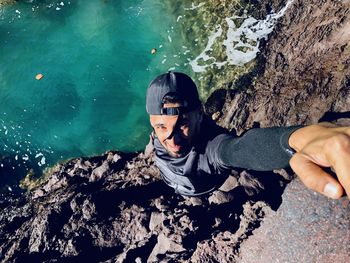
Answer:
xmin=1 ymin=0 xmax=350 ymax=262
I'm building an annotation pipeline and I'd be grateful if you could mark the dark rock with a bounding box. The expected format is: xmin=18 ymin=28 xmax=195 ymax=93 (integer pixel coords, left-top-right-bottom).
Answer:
xmin=0 ymin=150 xmax=280 ymax=262
xmin=216 ymin=0 xmax=350 ymax=132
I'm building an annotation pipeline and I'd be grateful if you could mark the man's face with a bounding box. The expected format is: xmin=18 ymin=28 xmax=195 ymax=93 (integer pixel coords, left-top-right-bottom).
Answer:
xmin=150 ymin=103 xmax=202 ymax=158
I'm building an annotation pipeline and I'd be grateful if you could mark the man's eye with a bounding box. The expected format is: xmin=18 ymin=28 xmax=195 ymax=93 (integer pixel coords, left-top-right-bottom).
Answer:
xmin=156 ymin=126 xmax=166 ymax=131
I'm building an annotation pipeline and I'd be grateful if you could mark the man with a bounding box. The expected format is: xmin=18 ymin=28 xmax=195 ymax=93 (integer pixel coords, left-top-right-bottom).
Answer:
xmin=146 ymin=71 xmax=349 ymax=199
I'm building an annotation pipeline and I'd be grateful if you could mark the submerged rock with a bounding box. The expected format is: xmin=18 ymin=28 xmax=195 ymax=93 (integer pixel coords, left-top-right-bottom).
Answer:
xmin=0 ymin=0 xmax=15 ymax=7
xmin=1 ymin=0 xmax=350 ymax=262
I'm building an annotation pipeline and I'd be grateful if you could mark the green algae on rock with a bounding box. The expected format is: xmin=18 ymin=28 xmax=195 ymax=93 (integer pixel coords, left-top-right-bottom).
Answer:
xmin=165 ymin=0 xmax=291 ymax=99
xmin=0 ymin=0 xmax=15 ymax=7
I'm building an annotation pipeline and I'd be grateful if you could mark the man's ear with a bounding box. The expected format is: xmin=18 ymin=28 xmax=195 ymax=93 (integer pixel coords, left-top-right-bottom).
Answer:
xmin=197 ymin=109 xmax=203 ymax=123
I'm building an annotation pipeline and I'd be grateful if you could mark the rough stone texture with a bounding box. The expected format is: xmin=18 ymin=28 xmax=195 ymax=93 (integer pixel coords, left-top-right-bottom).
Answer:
xmin=0 ymin=150 xmax=284 ymax=262
xmin=1 ymin=0 xmax=350 ymax=262
xmin=214 ymin=0 xmax=350 ymax=134
xmin=238 ymin=179 xmax=350 ymax=263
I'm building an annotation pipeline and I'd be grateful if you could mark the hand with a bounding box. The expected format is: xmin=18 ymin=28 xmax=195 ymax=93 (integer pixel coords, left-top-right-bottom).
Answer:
xmin=288 ymin=123 xmax=350 ymax=199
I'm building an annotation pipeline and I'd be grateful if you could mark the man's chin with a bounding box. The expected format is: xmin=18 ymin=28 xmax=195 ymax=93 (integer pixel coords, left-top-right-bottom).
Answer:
xmin=167 ymin=146 xmax=190 ymax=158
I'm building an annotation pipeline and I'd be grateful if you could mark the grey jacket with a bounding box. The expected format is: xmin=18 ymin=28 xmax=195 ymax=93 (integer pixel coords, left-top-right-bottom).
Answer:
xmin=153 ymin=123 xmax=301 ymax=196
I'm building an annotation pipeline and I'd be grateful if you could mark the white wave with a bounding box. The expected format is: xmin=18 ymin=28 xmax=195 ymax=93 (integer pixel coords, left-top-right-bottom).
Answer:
xmin=38 ymin=156 xmax=46 ymax=166
xmin=224 ymin=0 xmax=294 ymax=66
xmin=35 ymin=153 xmax=43 ymax=158
xmin=184 ymin=3 xmax=205 ymax=11
xmin=189 ymin=25 xmax=223 ymax=73
xmin=189 ymin=0 xmax=294 ymax=72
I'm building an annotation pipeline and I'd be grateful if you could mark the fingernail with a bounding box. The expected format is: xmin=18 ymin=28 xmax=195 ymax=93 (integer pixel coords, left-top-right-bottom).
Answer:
xmin=323 ymin=183 xmax=339 ymax=199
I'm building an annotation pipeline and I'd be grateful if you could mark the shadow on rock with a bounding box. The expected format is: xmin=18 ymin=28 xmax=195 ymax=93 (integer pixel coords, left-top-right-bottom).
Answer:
xmin=0 ymin=148 xmax=291 ymax=263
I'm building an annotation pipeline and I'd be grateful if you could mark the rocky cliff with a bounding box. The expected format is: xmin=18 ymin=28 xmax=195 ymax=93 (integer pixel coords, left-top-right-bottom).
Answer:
xmin=209 ymin=0 xmax=350 ymax=133
xmin=1 ymin=0 xmax=350 ymax=262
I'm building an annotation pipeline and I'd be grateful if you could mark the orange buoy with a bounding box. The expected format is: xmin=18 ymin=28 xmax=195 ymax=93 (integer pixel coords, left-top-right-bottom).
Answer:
xmin=151 ymin=48 xmax=157 ymax=55
xmin=35 ymin=73 xmax=43 ymax=80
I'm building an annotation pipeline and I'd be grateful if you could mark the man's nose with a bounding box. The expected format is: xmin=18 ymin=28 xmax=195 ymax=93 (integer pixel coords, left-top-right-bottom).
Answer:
xmin=165 ymin=127 xmax=182 ymax=144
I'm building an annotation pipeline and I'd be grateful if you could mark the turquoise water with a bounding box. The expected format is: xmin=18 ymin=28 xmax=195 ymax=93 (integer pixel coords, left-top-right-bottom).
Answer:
xmin=0 ymin=0 xmax=289 ymax=191
xmin=0 ymin=0 xmax=197 ymax=190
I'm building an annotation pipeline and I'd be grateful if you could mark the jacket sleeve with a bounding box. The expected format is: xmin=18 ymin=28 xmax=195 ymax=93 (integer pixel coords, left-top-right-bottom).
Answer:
xmin=216 ymin=126 xmax=302 ymax=171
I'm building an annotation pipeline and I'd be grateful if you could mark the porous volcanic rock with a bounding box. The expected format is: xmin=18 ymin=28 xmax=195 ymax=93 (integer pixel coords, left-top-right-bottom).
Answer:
xmin=238 ymin=179 xmax=350 ymax=263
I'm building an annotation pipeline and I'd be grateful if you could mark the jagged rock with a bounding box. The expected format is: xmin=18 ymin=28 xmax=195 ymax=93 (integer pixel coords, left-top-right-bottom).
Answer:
xmin=190 ymin=201 xmax=271 ymax=262
xmin=0 ymin=150 xmax=278 ymax=262
xmin=90 ymin=161 xmax=110 ymax=182
xmin=208 ymin=190 xmax=235 ymax=204
xmin=219 ymin=174 xmax=239 ymax=192
xmin=149 ymin=212 xmax=164 ymax=232
xmin=1 ymin=0 xmax=350 ymax=262
xmin=148 ymin=233 xmax=186 ymax=262
xmin=214 ymin=0 xmax=350 ymax=132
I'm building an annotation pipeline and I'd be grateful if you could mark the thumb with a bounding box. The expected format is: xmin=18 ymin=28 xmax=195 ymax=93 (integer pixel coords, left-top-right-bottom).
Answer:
xmin=290 ymin=153 xmax=344 ymax=199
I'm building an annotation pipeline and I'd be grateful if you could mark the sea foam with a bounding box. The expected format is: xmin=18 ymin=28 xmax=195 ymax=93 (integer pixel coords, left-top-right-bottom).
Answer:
xmin=190 ymin=0 xmax=295 ymax=72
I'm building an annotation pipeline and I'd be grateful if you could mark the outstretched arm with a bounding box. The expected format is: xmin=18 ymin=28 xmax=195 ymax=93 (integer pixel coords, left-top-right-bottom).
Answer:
xmin=289 ymin=123 xmax=350 ymax=199
xmin=217 ymin=126 xmax=301 ymax=171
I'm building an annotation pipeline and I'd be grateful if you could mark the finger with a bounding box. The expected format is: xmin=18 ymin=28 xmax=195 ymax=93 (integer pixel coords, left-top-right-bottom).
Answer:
xmin=325 ymin=134 xmax=350 ymax=198
xmin=290 ymin=153 xmax=344 ymax=199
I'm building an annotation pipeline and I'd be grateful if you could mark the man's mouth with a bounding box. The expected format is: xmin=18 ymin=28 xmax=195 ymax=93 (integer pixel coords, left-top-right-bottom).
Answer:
xmin=168 ymin=144 xmax=182 ymax=152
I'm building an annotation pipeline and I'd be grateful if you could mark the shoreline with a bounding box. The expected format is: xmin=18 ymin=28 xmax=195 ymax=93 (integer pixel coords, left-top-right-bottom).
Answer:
xmin=0 ymin=0 xmax=290 ymax=193
xmin=174 ymin=0 xmax=292 ymax=99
